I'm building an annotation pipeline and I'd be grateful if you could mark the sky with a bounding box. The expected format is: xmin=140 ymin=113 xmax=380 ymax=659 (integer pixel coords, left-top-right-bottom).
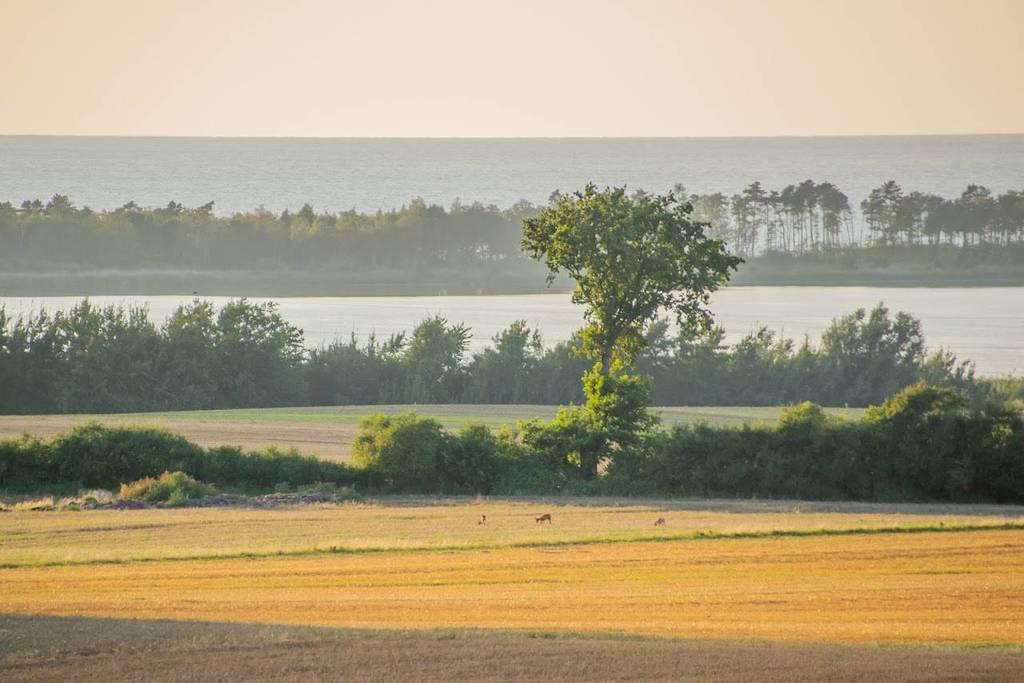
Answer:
xmin=1 ymin=0 xmax=1022 ymax=137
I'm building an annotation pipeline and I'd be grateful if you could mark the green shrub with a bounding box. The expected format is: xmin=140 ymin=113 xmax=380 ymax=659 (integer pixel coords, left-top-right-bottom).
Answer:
xmin=865 ymin=382 xmax=967 ymax=424
xmin=515 ymin=366 xmax=656 ymax=481
xmin=519 ymin=408 xmax=607 ymax=478
xmin=352 ymin=413 xmax=448 ymax=492
xmin=119 ymin=471 xmax=215 ymax=505
xmin=439 ymin=424 xmax=506 ymax=493
xmin=492 ymin=457 xmax=570 ymax=496
xmin=0 ymin=424 xmax=358 ymax=494
xmin=0 ymin=435 xmax=51 ymax=491
xmin=199 ymin=445 xmax=358 ymax=491
xmin=778 ymin=401 xmax=834 ymax=430
xmin=581 ymin=365 xmax=656 ymax=448
xmin=48 ymin=424 xmax=204 ymax=488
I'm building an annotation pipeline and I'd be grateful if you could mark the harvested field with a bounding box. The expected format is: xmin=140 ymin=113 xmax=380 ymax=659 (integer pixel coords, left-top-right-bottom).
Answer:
xmin=0 ymin=405 xmax=866 ymax=462
xmin=3 ymin=530 xmax=1023 ymax=645
xmin=0 ymin=412 xmax=360 ymax=462
xmin=3 ymin=501 xmax=1022 ymax=679
xmin=2 ymin=499 xmax=1021 ymax=567
xmin=3 ymin=615 xmax=1022 ymax=683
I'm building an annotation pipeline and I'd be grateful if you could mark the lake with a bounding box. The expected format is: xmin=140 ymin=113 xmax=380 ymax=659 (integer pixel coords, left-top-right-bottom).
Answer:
xmin=2 ymin=135 xmax=1022 ymax=214
xmin=2 ymin=288 xmax=1020 ymax=377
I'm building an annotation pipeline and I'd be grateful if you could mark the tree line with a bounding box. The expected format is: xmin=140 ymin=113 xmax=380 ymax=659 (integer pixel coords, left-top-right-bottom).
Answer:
xmin=0 ymin=298 xmax=989 ymax=415
xmin=3 ymin=186 xmax=1021 ymax=506
xmin=5 ymin=383 xmax=1023 ymax=504
xmin=350 ymin=385 xmax=1024 ymax=503
xmin=2 ymin=180 xmax=1022 ymax=272
xmin=683 ymin=181 xmax=1024 ymax=256
xmin=0 ymin=195 xmax=531 ymax=272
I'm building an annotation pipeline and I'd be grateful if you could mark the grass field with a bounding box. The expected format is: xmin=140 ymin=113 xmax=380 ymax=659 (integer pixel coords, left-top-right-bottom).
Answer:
xmin=2 ymin=499 xmax=1023 ymax=680
xmin=0 ymin=498 xmax=1020 ymax=567
xmin=0 ymin=404 xmax=865 ymax=462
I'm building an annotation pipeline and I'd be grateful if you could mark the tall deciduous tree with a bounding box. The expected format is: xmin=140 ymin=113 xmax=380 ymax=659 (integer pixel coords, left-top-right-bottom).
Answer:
xmin=521 ymin=184 xmax=742 ymax=374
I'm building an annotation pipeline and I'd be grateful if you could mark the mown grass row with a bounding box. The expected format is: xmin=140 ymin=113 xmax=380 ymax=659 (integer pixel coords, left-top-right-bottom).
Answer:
xmin=3 ymin=521 xmax=1021 ymax=570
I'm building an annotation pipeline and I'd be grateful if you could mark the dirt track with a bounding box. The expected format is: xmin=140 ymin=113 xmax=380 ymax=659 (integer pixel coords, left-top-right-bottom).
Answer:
xmin=0 ymin=415 xmax=358 ymax=462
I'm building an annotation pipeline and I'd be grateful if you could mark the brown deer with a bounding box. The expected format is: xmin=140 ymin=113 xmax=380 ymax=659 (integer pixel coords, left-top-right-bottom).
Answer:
xmin=654 ymin=517 xmax=666 ymax=527
xmin=535 ymin=513 xmax=552 ymax=524
xmin=478 ymin=514 xmax=487 ymax=525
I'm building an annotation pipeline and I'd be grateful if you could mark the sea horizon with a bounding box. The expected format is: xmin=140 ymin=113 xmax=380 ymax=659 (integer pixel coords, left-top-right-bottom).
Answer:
xmin=3 ymin=134 xmax=1022 ymax=215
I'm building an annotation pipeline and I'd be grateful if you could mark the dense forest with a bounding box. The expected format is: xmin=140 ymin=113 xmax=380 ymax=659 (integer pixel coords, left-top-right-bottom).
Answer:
xmin=1 ymin=298 xmax=1009 ymax=416
xmin=2 ymin=180 xmax=1022 ymax=277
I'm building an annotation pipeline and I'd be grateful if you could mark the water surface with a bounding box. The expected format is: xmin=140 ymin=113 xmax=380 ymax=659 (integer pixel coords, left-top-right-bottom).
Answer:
xmin=3 ymin=287 xmax=1019 ymax=376
xmin=2 ymin=136 xmax=1021 ymax=214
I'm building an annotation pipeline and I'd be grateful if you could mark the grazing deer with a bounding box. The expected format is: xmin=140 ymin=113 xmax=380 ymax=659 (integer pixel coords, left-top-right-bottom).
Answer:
xmin=535 ymin=513 xmax=552 ymax=524
xmin=478 ymin=514 xmax=487 ymax=525
xmin=654 ymin=517 xmax=666 ymax=527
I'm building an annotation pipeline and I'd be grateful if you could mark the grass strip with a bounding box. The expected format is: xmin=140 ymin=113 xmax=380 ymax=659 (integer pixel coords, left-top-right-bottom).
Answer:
xmin=2 ymin=521 xmax=1022 ymax=570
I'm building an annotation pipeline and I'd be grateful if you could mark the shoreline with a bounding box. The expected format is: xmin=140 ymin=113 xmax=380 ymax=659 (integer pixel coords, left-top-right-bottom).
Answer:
xmin=3 ymin=267 xmax=1023 ymax=297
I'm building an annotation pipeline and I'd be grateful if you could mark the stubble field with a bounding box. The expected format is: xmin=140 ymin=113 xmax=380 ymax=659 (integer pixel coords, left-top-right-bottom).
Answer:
xmin=4 ymin=529 xmax=1024 ymax=644
xmin=2 ymin=499 xmax=1023 ymax=680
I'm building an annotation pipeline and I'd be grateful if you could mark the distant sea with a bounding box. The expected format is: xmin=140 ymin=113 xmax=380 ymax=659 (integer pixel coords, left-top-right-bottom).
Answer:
xmin=1 ymin=135 xmax=1022 ymax=214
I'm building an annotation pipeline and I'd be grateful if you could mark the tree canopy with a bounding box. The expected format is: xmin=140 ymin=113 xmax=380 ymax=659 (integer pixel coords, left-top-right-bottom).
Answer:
xmin=521 ymin=185 xmax=742 ymax=372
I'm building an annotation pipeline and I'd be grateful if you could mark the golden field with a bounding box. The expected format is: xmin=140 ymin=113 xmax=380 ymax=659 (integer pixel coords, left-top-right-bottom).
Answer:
xmin=4 ymin=500 xmax=1024 ymax=680
xmin=3 ymin=527 xmax=1024 ymax=645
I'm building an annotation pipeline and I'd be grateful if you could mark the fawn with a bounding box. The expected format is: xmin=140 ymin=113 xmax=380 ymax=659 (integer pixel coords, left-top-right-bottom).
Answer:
xmin=535 ymin=513 xmax=552 ymax=524
xmin=654 ymin=517 xmax=666 ymax=526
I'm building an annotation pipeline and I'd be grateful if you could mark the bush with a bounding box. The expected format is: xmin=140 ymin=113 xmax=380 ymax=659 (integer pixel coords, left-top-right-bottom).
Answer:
xmin=349 ymin=415 xmax=525 ymax=493
xmin=198 ymin=445 xmax=358 ymax=491
xmin=48 ymin=424 xmax=204 ymax=488
xmin=352 ymin=413 xmax=449 ymax=492
xmin=119 ymin=471 xmax=215 ymax=505
xmin=519 ymin=408 xmax=607 ymax=479
xmin=439 ymin=424 xmax=507 ymax=493
xmin=0 ymin=424 xmax=359 ymax=493
xmin=633 ymin=388 xmax=1024 ymax=503
xmin=0 ymin=435 xmax=51 ymax=491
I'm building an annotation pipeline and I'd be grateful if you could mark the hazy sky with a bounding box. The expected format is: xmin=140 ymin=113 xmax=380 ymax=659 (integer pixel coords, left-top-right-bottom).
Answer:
xmin=2 ymin=0 xmax=1022 ymax=137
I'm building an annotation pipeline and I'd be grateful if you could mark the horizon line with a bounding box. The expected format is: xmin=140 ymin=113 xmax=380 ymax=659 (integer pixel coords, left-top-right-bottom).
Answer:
xmin=2 ymin=132 xmax=1023 ymax=141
